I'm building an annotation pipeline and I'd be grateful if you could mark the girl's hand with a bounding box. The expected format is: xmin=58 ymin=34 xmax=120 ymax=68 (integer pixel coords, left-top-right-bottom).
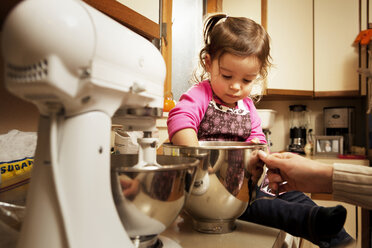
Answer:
xmin=246 ymin=149 xmax=264 ymax=187
xmin=250 ymin=137 xmax=260 ymax=144
xmin=120 ymin=178 xmax=140 ymax=200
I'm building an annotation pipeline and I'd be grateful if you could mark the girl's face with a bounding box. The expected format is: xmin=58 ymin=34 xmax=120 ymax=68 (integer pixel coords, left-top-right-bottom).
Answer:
xmin=205 ymin=53 xmax=261 ymax=108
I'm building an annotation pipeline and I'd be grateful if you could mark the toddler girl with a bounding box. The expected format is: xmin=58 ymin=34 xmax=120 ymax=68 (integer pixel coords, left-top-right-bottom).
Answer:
xmin=167 ymin=13 xmax=353 ymax=247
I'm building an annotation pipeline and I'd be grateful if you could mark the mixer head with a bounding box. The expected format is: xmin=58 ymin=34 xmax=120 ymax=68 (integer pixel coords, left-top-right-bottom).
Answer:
xmin=2 ymin=0 xmax=166 ymax=119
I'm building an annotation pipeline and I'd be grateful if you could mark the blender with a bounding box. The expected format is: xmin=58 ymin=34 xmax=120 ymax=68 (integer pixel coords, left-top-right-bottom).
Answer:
xmin=288 ymin=105 xmax=309 ymax=154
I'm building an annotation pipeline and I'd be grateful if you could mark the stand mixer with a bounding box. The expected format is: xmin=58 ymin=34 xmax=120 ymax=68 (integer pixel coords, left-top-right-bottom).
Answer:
xmin=1 ymin=0 xmax=198 ymax=247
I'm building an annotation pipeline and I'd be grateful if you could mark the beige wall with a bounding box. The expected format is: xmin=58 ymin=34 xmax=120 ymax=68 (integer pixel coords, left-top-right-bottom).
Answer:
xmin=256 ymin=98 xmax=366 ymax=152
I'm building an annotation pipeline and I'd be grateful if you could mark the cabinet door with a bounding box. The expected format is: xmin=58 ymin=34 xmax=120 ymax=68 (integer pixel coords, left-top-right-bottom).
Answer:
xmin=314 ymin=0 xmax=359 ymax=96
xmin=266 ymin=0 xmax=313 ymax=93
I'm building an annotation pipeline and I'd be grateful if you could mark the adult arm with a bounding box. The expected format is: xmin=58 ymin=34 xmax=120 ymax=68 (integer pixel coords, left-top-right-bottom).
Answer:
xmin=333 ymin=163 xmax=372 ymax=210
xmin=258 ymin=151 xmax=372 ymax=210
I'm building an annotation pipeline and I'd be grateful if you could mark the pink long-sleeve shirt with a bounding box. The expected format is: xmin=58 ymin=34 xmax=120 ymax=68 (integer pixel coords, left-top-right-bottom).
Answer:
xmin=167 ymin=80 xmax=267 ymax=143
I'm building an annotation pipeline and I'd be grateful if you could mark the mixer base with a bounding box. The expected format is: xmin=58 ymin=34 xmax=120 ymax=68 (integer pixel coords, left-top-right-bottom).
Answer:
xmin=159 ymin=235 xmax=182 ymax=248
xmin=131 ymin=235 xmax=181 ymax=248
xmin=131 ymin=234 xmax=158 ymax=248
xmin=191 ymin=218 xmax=236 ymax=234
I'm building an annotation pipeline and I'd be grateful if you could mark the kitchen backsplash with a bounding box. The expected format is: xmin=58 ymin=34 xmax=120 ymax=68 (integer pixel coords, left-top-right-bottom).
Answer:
xmin=256 ymin=98 xmax=366 ymax=153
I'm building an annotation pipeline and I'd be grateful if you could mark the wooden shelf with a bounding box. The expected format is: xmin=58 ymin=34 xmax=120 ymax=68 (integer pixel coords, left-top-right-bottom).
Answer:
xmin=262 ymin=89 xmax=364 ymax=100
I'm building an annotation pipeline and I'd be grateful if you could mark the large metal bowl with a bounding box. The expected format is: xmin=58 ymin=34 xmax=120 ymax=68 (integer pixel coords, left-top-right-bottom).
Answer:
xmin=111 ymin=154 xmax=199 ymax=247
xmin=163 ymin=141 xmax=267 ymax=234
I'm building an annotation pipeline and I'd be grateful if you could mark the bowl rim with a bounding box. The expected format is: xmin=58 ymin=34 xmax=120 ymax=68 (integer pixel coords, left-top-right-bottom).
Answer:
xmin=112 ymin=154 xmax=200 ymax=172
xmin=162 ymin=141 xmax=268 ymax=150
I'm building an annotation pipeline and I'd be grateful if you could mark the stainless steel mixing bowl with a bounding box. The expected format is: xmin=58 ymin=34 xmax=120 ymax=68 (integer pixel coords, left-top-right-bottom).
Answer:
xmin=111 ymin=154 xmax=199 ymax=247
xmin=163 ymin=141 xmax=268 ymax=234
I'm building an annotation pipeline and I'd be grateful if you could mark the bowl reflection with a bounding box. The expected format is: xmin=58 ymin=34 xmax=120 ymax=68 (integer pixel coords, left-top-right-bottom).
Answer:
xmin=111 ymin=154 xmax=199 ymax=247
xmin=163 ymin=141 xmax=267 ymax=234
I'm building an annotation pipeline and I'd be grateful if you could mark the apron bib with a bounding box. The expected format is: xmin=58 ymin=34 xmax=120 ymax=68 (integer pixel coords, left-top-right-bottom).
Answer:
xmin=197 ymin=98 xmax=252 ymax=196
xmin=197 ymin=99 xmax=252 ymax=141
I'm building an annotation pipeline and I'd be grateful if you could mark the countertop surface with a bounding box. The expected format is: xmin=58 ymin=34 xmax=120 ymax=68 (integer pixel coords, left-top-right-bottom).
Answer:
xmin=310 ymin=156 xmax=369 ymax=166
xmin=161 ymin=213 xmax=286 ymax=248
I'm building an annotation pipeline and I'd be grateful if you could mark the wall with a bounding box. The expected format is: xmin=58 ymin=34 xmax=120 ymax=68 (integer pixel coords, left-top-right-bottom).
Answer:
xmin=256 ymin=98 xmax=366 ymax=152
xmin=0 ymin=39 xmax=39 ymax=135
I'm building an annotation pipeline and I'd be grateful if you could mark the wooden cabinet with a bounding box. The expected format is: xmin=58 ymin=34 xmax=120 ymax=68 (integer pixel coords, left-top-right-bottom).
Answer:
xmin=313 ymin=0 xmax=359 ymax=97
xmin=224 ymin=0 xmax=361 ymax=98
xmin=266 ymin=0 xmax=313 ymax=97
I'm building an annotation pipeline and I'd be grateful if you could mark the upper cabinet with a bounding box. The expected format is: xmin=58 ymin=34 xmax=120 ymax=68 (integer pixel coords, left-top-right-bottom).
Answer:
xmin=266 ymin=0 xmax=313 ymax=97
xmin=314 ymin=0 xmax=359 ymax=97
xmin=223 ymin=0 xmax=361 ymax=98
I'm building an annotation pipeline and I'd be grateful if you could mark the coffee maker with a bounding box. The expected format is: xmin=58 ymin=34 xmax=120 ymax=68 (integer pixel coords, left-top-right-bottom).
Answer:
xmin=324 ymin=107 xmax=355 ymax=154
xmin=288 ymin=105 xmax=309 ymax=154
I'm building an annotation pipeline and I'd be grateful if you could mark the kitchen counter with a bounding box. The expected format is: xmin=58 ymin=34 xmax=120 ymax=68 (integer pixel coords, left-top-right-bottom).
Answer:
xmin=161 ymin=213 xmax=293 ymax=248
xmin=1 ymin=214 xmax=291 ymax=248
xmin=310 ymin=156 xmax=369 ymax=166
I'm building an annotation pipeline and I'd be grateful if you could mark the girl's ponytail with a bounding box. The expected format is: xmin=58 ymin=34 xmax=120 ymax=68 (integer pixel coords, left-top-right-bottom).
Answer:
xmin=192 ymin=14 xmax=228 ymax=83
xmin=203 ymin=14 xmax=227 ymax=46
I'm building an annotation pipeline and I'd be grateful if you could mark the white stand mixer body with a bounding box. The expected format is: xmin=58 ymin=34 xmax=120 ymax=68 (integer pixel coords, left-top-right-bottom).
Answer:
xmin=17 ymin=113 xmax=132 ymax=248
xmin=1 ymin=0 xmax=166 ymax=247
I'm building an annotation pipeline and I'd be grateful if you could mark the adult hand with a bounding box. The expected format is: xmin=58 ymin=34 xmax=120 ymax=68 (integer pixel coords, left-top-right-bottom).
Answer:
xmin=258 ymin=151 xmax=333 ymax=194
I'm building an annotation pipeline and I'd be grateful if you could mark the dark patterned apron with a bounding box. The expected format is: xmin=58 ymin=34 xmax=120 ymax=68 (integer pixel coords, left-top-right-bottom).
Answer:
xmin=198 ymin=98 xmax=252 ymax=196
xmin=198 ymin=99 xmax=252 ymax=141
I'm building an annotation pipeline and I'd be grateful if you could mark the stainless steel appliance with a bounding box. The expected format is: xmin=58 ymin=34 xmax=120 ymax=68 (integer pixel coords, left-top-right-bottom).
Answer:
xmin=288 ymin=105 xmax=309 ymax=154
xmin=324 ymin=106 xmax=355 ymax=154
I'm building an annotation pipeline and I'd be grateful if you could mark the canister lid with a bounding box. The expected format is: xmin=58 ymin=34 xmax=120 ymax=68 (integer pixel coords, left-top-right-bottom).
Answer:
xmin=289 ymin=105 xmax=306 ymax=112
